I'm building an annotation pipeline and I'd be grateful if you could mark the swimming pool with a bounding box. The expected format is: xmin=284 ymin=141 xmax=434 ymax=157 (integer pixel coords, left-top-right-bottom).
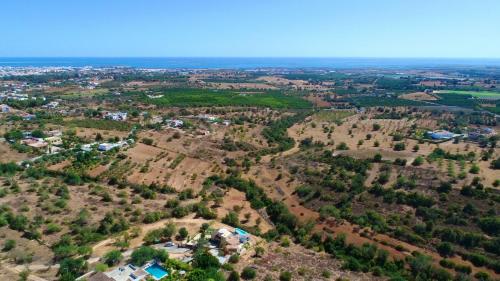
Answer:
xmin=145 ymin=263 xmax=168 ymax=280
xmin=235 ymin=228 xmax=249 ymax=236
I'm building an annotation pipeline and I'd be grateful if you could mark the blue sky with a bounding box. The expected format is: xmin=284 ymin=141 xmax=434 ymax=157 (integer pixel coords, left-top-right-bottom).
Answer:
xmin=1 ymin=0 xmax=499 ymax=57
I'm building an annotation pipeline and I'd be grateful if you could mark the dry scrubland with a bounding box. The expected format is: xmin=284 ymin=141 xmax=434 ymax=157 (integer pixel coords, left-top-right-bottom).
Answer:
xmin=2 ymin=105 xmax=498 ymax=280
xmin=1 ymin=68 xmax=500 ymax=281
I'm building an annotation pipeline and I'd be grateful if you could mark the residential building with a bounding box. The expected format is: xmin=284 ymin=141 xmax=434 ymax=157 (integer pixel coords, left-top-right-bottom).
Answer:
xmin=21 ymin=113 xmax=36 ymax=121
xmin=0 ymin=104 xmax=11 ymax=113
xmin=21 ymin=138 xmax=48 ymax=148
xmin=211 ymin=228 xmax=250 ymax=255
xmin=468 ymin=127 xmax=497 ymax=140
xmin=104 ymin=111 xmax=128 ymax=121
xmin=44 ymin=101 xmax=59 ymax=109
xmin=427 ymin=130 xmax=459 ymax=140
xmin=166 ymin=119 xmax=184 ymax=128
xmin=44 ymin=136 xmax=63 ymax=146
xmin=98 ymin=143 xmax=121 ymax=151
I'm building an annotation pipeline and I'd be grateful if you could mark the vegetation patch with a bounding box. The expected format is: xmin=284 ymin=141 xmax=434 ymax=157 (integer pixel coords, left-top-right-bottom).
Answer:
xmin=144 ymin=88 xmax=312 ymax=109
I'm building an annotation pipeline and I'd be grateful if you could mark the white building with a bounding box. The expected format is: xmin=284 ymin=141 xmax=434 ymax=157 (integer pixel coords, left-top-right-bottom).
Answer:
xmin=0 ymin=104 xmax=11 ymax=113
xmin=166 ymin=119 xmax=184 ymax=128
xmin=44 ymin=101 xmax=59 ymax=109
xmin=98 ymin=140 xmax=130 ymax=151
xmin=104 ymin=111 xmax=128 ymax=121
xmin=98 ymin=143 xmax=121 ymax=151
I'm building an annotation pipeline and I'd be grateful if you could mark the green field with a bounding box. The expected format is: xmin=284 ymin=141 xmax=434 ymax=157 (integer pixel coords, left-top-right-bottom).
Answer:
xmin=145 ymin=89 xmax=311 ymax=109
xmin=436 ymin=90 xmax=500 ymax=99
xmin=64 ymin=119 xmax=133 ymax=131
xmin=51 ymin=89 xmax=110 ymax=100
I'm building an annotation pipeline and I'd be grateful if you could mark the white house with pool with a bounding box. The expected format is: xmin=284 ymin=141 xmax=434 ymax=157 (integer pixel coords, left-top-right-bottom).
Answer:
xmin=81 ymin=261 xmax=168 ymax=281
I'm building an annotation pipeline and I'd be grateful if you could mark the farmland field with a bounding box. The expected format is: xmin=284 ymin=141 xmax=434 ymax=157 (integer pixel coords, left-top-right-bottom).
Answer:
xmin=144 ymin=88 xmax=312 ymax=109
xmin=436 ymin=90 xmax=500 ymax=99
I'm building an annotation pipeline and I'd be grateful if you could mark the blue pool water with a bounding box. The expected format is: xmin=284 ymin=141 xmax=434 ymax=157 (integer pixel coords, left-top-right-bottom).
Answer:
xmin=235 ymin=228 xmax=249 ymax=235
xmin=145 ymin=263 xmax=168 ymax=280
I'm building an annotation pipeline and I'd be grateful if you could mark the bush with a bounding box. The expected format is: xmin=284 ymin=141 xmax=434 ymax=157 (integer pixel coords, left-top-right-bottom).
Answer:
xmin=142 ymin=138 xmax=154 ymax=145
xmin=490 ymin=157 xmax=500 ymax=169
xmin=58 ymin=257 xmax=88 ymax=281
xmin=394 ymin=158 xmax=407 ymax=166
xmin=474 ymin=271 xmax=491 ymax=281
xmin=436 ymin=242 xmax=454 ymax=257
xmin=192 ymin=249 xmax=221 ymax=269
xmin=94 ymin=263 xmax=108 ymax=272
xmin=392 ymin=134 xmax=404 ymax=141
xmin=228 ymin=271 xmax=241 ymax=281
xmin=280 ymin=236 xmax=291 ymax=247
xmin=454 ymin=264 xmax=471 ymax=274
xmin=222 ymin=211 xmax=240 ymax=227
xmin=241 ymin=267 xmax=257 ymax=280
xmin=469 ymin=164 xmax=480 ymax=174
xmin=2 ymin=239 xmax=16 ymax=251
xmin=412 ymin=156 xmax=424 ymax=166
xmin=373 ymin=153 xmax=382 ymax=162
xmin=143 ymin=212 xmax=164 ymax=223
xmin=336 ymin=142 xmax=349 ymax=150
xmin=45 ymin=223 xmax=62 ymax=234
xmin=130 ymin=246 xmax=168 ymax=266
xmin=437 ymin=182 xmax=452 ymax=194
xmin=393 ymin=142 xmax=406 ymax=151
xmin=178 ymin=227 xmax=189 ymax=240
xmin=467 ymin=253 xmax=487 ymax=267
xmin=279 ymin=271 xmax=292 ymax=281
xmin=229 ymin=254 xmax=240 ymax=264
xmin=478 ymin=216 xmax=500 ymax=236
xmin=439 ymin=259 xmax=455 ymax=268
xmin=103 ymin=250 xmax=123 ymax=266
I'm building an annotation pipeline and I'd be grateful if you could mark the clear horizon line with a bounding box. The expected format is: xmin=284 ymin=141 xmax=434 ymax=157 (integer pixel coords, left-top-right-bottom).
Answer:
xmin=1 ymin=56 xmax=500 ymax=60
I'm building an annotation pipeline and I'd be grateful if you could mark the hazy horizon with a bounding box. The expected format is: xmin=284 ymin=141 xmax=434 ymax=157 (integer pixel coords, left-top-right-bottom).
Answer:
xmin=2 ymin=57 xmax=500 ymax=69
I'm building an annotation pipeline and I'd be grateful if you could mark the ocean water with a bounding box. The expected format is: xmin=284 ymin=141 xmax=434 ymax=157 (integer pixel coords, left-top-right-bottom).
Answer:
xmin=0 ymin=57 xmax=499 ymax=69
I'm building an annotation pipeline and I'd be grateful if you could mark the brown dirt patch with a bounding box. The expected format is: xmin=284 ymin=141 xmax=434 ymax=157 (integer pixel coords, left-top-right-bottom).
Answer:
xmin=399 ymin=92 xmax=437 ymax=101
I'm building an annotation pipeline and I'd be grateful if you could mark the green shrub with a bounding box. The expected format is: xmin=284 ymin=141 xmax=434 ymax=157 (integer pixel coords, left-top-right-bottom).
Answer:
xmin=130 ymin=246 xmax=168 ymax=266
xmin=412 ymin=156 xmax=424 ymax=166
xmin=229 ymin=254 xmax=240 ymax=264
xmin=241 ymin=267 xmax=257 ymax=280
xmin=103 ymin=250 xmax=123 ymax=266
xmin=45 ymin=223 xmax=62 ymax=234
xmin=2 ymin=239 xmax=16 ymax=251
xmin=279 ymin=271 xmax=292 ymax=281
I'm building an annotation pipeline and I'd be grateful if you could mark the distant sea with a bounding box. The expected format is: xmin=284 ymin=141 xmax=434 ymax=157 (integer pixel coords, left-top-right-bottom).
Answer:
xmin=1 ymin=57 xmax=500 ymax=69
